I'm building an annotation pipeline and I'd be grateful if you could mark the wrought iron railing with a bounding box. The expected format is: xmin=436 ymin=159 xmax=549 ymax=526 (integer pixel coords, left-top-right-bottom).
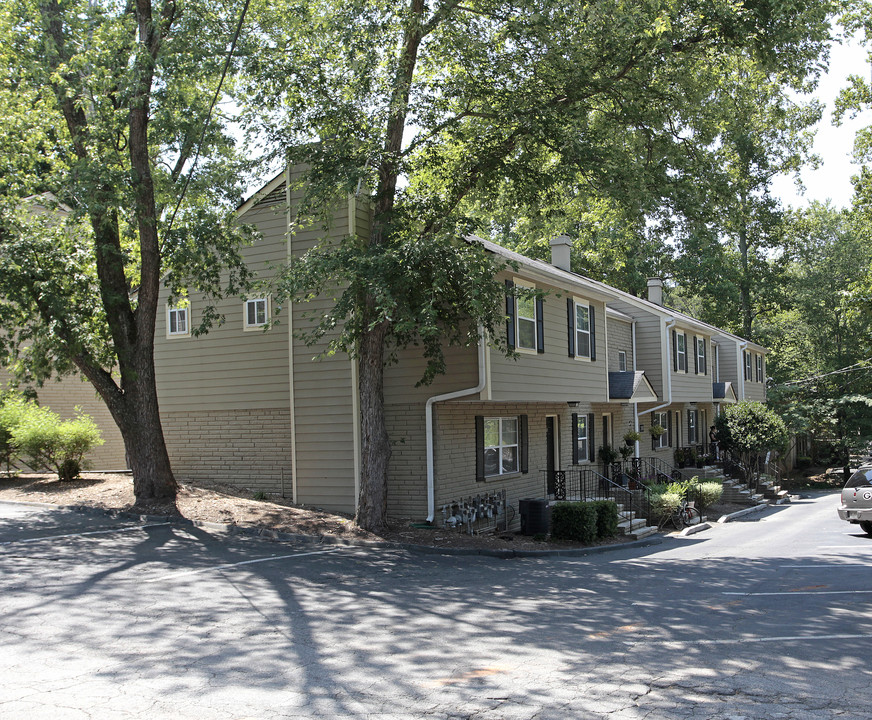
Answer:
xmin=543 ymin=468 xmax=651 ymax=527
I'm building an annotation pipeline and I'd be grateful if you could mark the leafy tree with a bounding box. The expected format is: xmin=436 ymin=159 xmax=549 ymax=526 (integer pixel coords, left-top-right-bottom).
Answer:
xmin=0 ymin=0 xmax=256 ymax=505
xmin=243 ymin=0 xmax=831 ymax=530
xmin=715 ymin=401 xmax=788 ymax=483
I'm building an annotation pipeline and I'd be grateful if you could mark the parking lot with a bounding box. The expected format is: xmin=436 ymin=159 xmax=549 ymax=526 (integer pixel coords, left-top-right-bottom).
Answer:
xmin=2 ymin=495 xmax=871 ymax=719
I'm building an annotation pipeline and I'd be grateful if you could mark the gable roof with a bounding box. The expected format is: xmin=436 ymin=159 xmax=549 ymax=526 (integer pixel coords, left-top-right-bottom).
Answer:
xmin=608 ymin=371 xmax=658 ymax=403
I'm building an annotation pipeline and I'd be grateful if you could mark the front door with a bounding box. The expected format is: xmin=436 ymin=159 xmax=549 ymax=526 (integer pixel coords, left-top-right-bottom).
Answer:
xmin=546 ymin=416 xmax=556 ymax=494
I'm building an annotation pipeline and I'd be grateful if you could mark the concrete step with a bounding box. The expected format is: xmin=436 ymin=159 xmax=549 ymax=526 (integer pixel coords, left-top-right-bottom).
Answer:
xmin=630 ymin=525 xmax=659 ymax=540
xmin=618 ymin=517 xmax=647 ymax=534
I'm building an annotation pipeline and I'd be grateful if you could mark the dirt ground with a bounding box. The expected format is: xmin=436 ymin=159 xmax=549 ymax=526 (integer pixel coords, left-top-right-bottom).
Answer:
xmin=0 ymin=471 xmax=750 ymax=552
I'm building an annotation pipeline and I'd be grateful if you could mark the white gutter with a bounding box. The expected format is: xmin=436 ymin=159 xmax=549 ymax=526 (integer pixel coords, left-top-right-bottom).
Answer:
xmin=638 ymin=318 xmax=675 ymax=418
xmin=425 ymin=328 xmax=487 ymax=522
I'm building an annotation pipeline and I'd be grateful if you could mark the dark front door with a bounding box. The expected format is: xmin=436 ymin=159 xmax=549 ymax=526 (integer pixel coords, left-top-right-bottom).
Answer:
xmin=546 ymin=416 xmax=555 ymax=494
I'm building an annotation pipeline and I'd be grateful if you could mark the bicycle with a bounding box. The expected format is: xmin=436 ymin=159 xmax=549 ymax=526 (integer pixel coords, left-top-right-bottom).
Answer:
xmin=661 ymin=499 xmax=701 ymax=531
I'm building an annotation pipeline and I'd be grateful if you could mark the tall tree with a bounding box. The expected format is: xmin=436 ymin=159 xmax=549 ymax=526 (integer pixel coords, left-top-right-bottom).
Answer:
xmin=243 ymin=0 xmax=831 ymax=530
xmin=0 ymin=0 xmax=254 ymax=506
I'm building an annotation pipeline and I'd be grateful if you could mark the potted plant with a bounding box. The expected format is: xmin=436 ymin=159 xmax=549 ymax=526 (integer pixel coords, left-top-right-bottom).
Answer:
xmin=674 ymin=447 xmax=686 ymax=468
xmin=649 ymin=424 xmax=666 ymax=441
xmin=598 ymin=445 xmax=619 ymax=466
xmin=623 ymin=430 xmax=641 ymax=447
xmin=619 ymin=444 xmax=634 ymax=463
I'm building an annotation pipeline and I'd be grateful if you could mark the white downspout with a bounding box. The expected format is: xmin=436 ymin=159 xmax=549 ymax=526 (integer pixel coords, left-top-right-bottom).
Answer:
xmin=638 ymin=317 xmax=675 ymax=418
xmin=631 ymin=318 xmax=640 ymax=457
xmin=425 ymin=328 xmax=487 ymax=522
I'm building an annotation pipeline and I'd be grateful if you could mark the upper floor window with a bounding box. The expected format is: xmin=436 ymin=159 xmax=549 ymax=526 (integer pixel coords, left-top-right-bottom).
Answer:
xmin=744 ymin=351 xmax=753 ymax=381
xmin=167 ymin=303 xmax=189 ymax=337
xmin=567 ymin=298 xmax=596 ymax=360
xmin=244 ymin=297 xmax=269 ymax=329
xmin=618 ymin=350 xmax=627 ymax=372
xmin=673 ymin=330 xmax=687 ymax=372
xmin=505 ymin=280 xmax=543 ymax=353
xmin=695 ymin=337 xmax=707 ymax=375
xmin=755 ymin=354 xmax=764 ymax=382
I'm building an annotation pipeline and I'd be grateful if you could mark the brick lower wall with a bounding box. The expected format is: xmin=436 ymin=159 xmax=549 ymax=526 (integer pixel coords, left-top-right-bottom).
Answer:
xmin=160 ymin=408 xmax=293 ymax=495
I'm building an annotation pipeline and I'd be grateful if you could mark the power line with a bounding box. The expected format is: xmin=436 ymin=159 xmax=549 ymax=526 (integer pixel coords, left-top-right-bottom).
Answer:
xmin=780 ymin=359 xmax=872 ymax=387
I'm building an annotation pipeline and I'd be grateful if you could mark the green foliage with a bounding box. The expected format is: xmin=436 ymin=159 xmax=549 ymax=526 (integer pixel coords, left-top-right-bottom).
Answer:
xmin=590 ymin=500 xmax=620 ymax=540
xmin=695 ymin=481 xmax=724 ymax=511
xmin=649 ymin=485 xmax=684 ymax=522
xmin=550 ymin=502 xmax=597 ymax=544
xmin=0 ymin=396 xmax=103 ymax=481
xmin=716 ymin=401 xmax=788 ymax=481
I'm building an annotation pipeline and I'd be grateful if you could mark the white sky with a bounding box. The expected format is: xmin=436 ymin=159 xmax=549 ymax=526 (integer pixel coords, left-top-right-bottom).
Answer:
xmin=771 ymin=34 xmax=872 ymax=209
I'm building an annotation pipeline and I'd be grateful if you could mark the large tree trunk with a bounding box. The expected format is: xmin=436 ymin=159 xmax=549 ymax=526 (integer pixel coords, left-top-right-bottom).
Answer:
xmin=354 ymin=318 xmax=391 ymax=531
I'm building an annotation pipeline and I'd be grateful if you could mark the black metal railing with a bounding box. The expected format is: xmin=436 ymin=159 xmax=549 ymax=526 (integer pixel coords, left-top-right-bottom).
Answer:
xmin=543 ymin=468 xmax=651 ymax=528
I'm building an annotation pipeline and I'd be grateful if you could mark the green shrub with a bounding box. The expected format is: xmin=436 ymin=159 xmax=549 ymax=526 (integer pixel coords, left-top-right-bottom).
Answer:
xmin=590 ymin=499 xmax=619 ymax=539
xmin=4 ymin=399 xmax=103 ymax=481
xmin=550 ymin=502 xmax=597 ymax=543
xmin=695 ymin=481 xmax=723 ymax=511
xmin=0 ymin=396 xmax=33 ymax=473
xmin=796 ymin=456 xmax=812 ymax=470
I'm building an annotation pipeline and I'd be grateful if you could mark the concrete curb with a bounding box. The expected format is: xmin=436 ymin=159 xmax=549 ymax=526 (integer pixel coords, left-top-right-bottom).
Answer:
xmin=679 ymin=521 xmax=711 ymax=536
xmin=0 ymin=498 xmax=663 ymax=559
xmin=717 ymin=502 xmax=771 ymax=523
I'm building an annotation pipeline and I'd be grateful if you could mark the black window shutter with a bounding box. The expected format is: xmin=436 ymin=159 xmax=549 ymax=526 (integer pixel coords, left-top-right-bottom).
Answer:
xmin=535 ymin=297 xmax=545 ymax=354
xmin=672 ymin=329 xmax=678 ymax=371
xmin=589 ymin=305 xmax=597 ymax=361
xmin=587 ymin=412 xmax=595 ymax=461
xmin=683 ymin=334 xmax=689 ymax=373
xmin=667 ymin=410 xmax=673 ymax=447
xmin=571 ymin=413 xmax=579 ymax=464
xmin=519 ymin=415 xmax=529 ymax=473
xmin=651 ymin=421 xmax=657 ymax=451
xmin=566 ymin=297 xmax=575 ymax=357
xmin=475 ymin=416 xmax=485 ymax=481
xmin=693 ymin=337 xmax=699 ymax=375
xmin=687 ymin=409 xmax=692 ymax=442
xmin=505 ymin=280 xmax=515 ymax=350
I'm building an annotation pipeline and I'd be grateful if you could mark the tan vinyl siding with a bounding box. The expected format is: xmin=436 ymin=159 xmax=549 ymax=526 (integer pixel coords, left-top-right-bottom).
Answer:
xmin=670 ymin=328 xmax=715 ymax=403
xmin=606 ymin=316 xmax=634 ymax=372
xmin=0 ymin=368 xmax=128 ymax=470
xmin=384 ymin=343 xmax=479 ymax=405
xmin=487 ymin=272 xmax=609 ymax=403
xmin=717 ymin=341 xmax=740 ymax=388
xmin=613 ymin=306 xmax=663 ymax=397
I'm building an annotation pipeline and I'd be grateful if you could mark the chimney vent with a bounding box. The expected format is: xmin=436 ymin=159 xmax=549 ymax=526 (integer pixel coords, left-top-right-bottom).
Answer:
xmin=550 ymin=235 xmax=572 ymax=272
xmin=647 ymin=277 xmax=663 ymax=306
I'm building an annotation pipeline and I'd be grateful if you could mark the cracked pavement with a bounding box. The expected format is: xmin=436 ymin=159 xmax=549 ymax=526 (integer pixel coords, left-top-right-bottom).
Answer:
xmin=0 ymin=492 xmax=870 ymax=719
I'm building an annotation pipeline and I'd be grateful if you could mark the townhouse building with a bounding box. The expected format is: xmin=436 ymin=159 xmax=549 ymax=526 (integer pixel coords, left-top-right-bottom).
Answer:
xmin=3 ymin=167 xmax=768 ymax=528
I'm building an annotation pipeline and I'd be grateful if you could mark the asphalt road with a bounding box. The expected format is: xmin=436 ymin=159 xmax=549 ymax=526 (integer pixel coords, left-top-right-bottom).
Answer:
xmin=1 ymin=493 xmax=871 ymax=720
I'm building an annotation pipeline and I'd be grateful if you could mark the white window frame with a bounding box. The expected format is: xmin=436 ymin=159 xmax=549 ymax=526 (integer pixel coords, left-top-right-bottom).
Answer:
xmin=483 ymin=417 xmax=519 ymax=477
xmin=574 ymin=299 xmax=591 ymax=360
xmin=618 ymin=350 xmax=627 ymax=372
xmin=244 ymin=297 xmax=270 ymax=330
xmin=676 ymin=333 xmax=687 ymax=372
xmin=744 ymin=351 xmax=753 ymax=380
xmin=514 ymin=279 xmax=537 ymax=352
xmin=653 ymin=411 xmax=668 ymax=449
xmin=696 ymin=338 xmax=706 ymax=374
xmin=756 ymin=354 xmax=764 ymax=382
xmin=167 ymin=302 xmax=190 ymax=338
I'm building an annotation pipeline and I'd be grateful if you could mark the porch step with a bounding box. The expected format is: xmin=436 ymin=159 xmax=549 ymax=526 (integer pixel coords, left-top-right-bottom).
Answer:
xmin=618 ymin=516 xmax=647 ymax=534
xmin=629 ymin=525 xmax=659 ymax=540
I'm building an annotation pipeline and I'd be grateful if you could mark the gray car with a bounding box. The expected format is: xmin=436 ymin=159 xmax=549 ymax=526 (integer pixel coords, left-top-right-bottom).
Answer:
xmin=838 ymin=467 xmax=872 ymax=536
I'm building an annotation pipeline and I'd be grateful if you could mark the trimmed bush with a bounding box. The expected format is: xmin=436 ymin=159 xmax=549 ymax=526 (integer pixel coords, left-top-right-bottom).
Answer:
xmin=590 ymin=499 xmax=619 ymax=539
xmin=796 ymin=456 xmax=812 ymax=470
xmin=1 ymin=397 xmax=103 ymax=481
xmin=695 ymin=481 xmax=723 ymax=511
xmin=550 ymin=502 xmax=597 ymax=543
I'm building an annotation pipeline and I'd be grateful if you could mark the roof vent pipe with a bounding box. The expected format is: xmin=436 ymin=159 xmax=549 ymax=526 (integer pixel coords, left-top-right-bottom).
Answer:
xmin=550 ymin=235 xmax=572 ymax=272
xmin=647 ymin=277 xmax=663 ymax=306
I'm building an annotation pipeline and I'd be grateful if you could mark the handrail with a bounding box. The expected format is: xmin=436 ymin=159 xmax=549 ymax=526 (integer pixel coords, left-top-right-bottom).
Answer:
xmin=543 ymin=468 xmax=651 ymax=527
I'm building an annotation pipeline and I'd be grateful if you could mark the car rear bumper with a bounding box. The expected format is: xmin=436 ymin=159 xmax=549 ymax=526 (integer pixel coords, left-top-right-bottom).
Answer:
xmin=838 ymin=507 xmax=872 ymax=523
